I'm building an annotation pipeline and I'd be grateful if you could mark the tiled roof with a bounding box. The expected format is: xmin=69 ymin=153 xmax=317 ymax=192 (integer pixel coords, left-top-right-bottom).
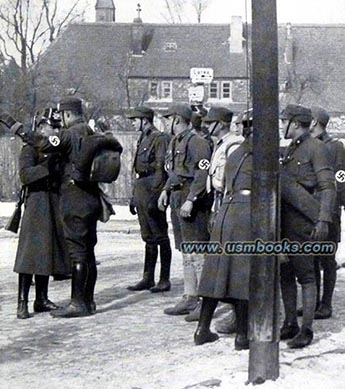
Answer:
xmin=37 ymin=21 xmax=345 ymax=112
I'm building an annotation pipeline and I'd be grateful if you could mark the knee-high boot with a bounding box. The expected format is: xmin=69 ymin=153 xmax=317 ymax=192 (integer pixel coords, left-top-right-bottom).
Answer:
xmin=127 ymin=244 xmax=158 ymax=291
xmin=315 ymin=254 xmax=336 ymax=319
xmin=150 ymin=240 xmax=172 ymax=293
xmin=85 ymin=254 xmax=97 ymax=314
xmin=234 ymin=299 xmax=249 ymax=350
xmin=34 ymin=275 xmax=58 ymax=312
xmin=17 ymin=273 xmax=32 ymax=319
xmin=194 ymin=297 xmax=219 ymax=345
xmin=51 ymin=262 xmax=90 ymax=318
xmin=280 ymin=270 xmax=300 ymax=339
xmin=287 ymin=282 xmax=315 ymax=348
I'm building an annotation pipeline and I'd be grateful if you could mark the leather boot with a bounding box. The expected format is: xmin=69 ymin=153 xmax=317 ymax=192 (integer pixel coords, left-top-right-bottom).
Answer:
xmin=34 ymin=275 xmax=58 ymax=312
xmin=280 ymin=267 xmax=298 ymax=327
xmin=287 ymin=326 xmax=313 ymax=349
xmin=51 ymin=262 xmax=90 ymax=318
xmin=280 ymin=322 xmax=300 ymax=340
xmin=194 ymin=297 xmax=219 ymax=345
xmin=150 ymin=240 xmax=172 ymax=293
xmin=85 ymin=255 xmax=97 ymax=314
xmin=185 ymin=299 xmax=202 ymax=322
xmin=127 ymin=244 xmax=157 ymax=291
xmin=301 ymin=282 xmax=317 ymax=331
xmin=315 ymin=254 xmax=336 ymax=319
xmin=17 ymin=273 xmax=32 ymax=319
xmin=298 ymin=259 xmax=321 ymax=316
xmin=164 ymin=295 xmax=198 ymax=315
xmin=234 ymin=299 xmax=249 ymax=350
xmin=215 ymin=310 xmax=237 ymax=334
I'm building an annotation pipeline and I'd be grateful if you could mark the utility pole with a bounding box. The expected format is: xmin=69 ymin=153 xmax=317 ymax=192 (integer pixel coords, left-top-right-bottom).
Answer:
xmin=248 ymin=0 xmax=280 ymax=384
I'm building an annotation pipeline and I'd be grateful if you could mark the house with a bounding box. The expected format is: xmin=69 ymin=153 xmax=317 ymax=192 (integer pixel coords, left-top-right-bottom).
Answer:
xmin=35 ymin=1 xmax=345 ymax=128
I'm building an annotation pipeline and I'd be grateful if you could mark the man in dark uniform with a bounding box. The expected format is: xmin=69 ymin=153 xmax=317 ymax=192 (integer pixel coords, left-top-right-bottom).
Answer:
xmin=280 ymin=104 xmax=336 ymax=348
xmin=309 ymin=106 xmax=345 ymax=319
xmin=158 ymin=103 xmax=212 ymax=320
xmin=126 ymin=106 xmax=172 ymax=293
xmin=14 ymin=96 xmax=123 ymax=318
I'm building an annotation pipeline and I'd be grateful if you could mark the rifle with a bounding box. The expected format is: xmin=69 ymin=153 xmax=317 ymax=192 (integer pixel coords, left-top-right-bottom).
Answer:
xmin=5 ymin=187 xmax=26 ymax=233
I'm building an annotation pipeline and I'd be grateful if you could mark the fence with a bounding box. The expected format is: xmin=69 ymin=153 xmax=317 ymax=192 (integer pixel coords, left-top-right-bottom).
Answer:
xmin=0 ymin=132 xmax=139 ymax=202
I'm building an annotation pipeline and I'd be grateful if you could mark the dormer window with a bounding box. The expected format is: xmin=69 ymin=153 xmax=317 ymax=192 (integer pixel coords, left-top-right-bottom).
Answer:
xmin=164 ymin=42 xmax=177 ymax=52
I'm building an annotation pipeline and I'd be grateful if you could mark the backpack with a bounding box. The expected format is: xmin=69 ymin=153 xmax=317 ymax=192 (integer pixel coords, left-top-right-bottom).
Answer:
xmin=72 ymin=133 xmax=123 ymax=183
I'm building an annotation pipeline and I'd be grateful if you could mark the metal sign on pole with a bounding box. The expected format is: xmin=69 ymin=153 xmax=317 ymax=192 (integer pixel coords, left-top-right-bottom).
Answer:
xmin=190 ymin=67 xmax=214 ymax=84
xmin=249 ymin=0 xmax=280 ymax=384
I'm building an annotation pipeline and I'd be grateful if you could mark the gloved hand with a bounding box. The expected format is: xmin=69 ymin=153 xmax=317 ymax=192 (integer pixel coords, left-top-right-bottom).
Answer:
xmin=129 ymin=197 xmax=137 ymax=215
xmin=310 ymin=221 xmax=329 ymax=241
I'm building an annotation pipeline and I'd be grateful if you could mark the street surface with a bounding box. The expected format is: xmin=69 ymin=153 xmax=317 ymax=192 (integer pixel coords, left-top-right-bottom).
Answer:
xmin=1 ymin=206 xmax=345 ymax=389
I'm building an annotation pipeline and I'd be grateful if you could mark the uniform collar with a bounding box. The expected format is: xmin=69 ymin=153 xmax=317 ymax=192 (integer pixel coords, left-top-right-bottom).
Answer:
xmin=291 ymin=131 xmax=310 ymax=146
xmin=176 ymin=128 xmax=191 ymax=141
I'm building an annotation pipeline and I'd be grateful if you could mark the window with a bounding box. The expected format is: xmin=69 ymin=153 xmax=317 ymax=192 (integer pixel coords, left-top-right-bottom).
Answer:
xmin=150 ymin=81 xmax=159 ymax=99
xmin=162 ymin=81 xmax=172 ymax=99
xmin=148 ymin=81 xmax=172 ymax=101
xmin=208 ymin=81 xmax=232 ymax=101
xmin=164 ymin=42 xmax=177 ymax=52
xmin=221 ymin=82 xmax=231 ymax=99
xmin=209 ymin=82 xmax=219 ymax=99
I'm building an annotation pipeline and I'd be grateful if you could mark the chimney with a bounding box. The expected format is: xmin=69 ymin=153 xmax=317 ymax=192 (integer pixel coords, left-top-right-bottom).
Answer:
xmin=230 ymin=16 xmax=243 ymax=53
xmin=131 ymin=4 xmax=144 ymax=55
xmin=284 ymin=23 xmax=294 ymax=65
xmin=95 ymin=0 xmax=115 ymax=23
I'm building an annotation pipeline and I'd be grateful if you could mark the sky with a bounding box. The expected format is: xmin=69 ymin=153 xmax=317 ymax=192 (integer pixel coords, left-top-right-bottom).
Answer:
xmin=77 ymin=0 xmax=345 ymax=24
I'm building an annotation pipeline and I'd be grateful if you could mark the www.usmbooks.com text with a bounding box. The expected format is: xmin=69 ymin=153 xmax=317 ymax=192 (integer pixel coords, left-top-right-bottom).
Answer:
xmin=180 ymin=238 xmax=336 ymax=255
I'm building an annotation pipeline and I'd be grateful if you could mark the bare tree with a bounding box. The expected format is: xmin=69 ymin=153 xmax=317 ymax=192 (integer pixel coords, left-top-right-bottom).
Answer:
xmin=0 ymin=0 xmax=85 ymax=120
xmin=0 ymin=0 xmax=83 ymax=70
xmin=160 ymin=0 xmax=211 ymax=23
xmin=191 ymin=0 xmax=210 ymax=23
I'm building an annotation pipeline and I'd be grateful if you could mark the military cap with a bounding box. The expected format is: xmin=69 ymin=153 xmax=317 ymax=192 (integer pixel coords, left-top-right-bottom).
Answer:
xmin=162 ymin=104 xmax=192 ymax=121
xmin=202 ymin=107 xmax=233 ymax=123
xmin=280 ymin=104 xmax=312 ymax=124
xmin=126 ymin=106 xmax=154 ymax=120
xmin=311 ymin=106 xmax=330 ymax=127
xmin=0 ymin=112 xmax=17 ymax=129
xmin=37 ymin=107 xmax=61 ymax=128
xmin=236 ymin=108 xmax=253 ymax=124
xmin=57 ymin=96 xmax=83 ymax=113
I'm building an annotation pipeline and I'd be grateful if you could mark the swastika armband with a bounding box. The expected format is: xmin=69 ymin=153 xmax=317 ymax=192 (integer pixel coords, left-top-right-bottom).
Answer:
xmin=198 ymin=159 xmax=210 ymax=170
xmin=48 ymin=135 xmax=61 ymax=147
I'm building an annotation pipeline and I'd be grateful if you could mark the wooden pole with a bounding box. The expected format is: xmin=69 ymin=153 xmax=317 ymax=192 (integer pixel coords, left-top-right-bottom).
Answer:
xmin=248 ymin=0 xmax=280 ymax=384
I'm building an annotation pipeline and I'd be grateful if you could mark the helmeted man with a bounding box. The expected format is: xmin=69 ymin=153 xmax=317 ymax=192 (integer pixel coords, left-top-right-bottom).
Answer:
xmin=309 ymin=106 xmax=345 ymax=319
xmin=14 ymin=96 xmax=123 ymax=318
xmin=158 ymin=103 xmax=212 ymax=320
xmin=279 ymin=104 xmax=336 ymax=348
xmin=126 ymin=106 xmax=172 ymax=293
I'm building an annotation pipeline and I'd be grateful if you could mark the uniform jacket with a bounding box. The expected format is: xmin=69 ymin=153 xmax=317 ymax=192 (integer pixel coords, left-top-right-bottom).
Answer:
xmin=318 ymin=132 xmax=345 ymax=213
xmin=280 ymin=132 xmax=336 ymax=223
xmin=133 ymin=125 xmax=170 ymax=192
xmin=164 ymin=128 xmax=212 ymax=202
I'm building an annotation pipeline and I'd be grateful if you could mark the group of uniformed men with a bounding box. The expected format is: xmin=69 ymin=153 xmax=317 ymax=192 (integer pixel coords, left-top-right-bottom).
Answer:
xmin=3 ymin=97 xmax=344 ymax=351
xmin=126 ymin=101 xmax=345 ymax=350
